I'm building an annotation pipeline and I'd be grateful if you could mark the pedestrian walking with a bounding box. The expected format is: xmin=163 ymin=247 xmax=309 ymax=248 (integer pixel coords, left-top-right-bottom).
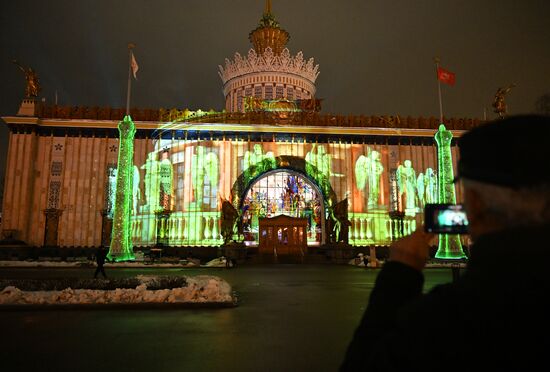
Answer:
xmin=94 ymin=246 xmax=108 ymax=279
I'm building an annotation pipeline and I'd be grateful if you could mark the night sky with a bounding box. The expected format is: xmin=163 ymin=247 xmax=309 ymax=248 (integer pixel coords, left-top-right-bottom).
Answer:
xmin=1 ymin=0 xmax=549 ymax=193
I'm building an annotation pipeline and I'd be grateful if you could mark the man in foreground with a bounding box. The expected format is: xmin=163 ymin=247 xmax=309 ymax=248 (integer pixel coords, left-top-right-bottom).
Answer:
xmin=341 ymin=115 xmax=550 ymax=371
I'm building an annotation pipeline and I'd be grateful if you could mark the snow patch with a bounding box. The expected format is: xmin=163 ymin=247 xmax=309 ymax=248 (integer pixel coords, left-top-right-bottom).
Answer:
xmin=204 ymin=257 xmax=233 ymax=267
xmin=0 ymin=275 xmax=234 ymax=306
xmin=0 ymin=260 xmax=199 ymax=268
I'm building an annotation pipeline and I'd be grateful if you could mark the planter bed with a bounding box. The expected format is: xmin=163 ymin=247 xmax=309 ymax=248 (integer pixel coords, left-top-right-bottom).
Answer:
xmin=0 ymin=275 xmax=236 ymax=308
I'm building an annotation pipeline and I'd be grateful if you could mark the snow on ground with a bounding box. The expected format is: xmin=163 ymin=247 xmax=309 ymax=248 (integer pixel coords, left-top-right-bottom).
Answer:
xmin=0 ymin=260 xmax=84 ymax=267
xmin=0 ymin=260 xmax=200 ymax=268
xmin=204 ymin=257 xmax=235 ymax=268
xmin=0 ymin=275 xmax=234 ymax=306
xmin=348 ymin=254 xmax=382 ymax=268
xmin=348 ymin=256 xmax=467 ymax=268
xmin=104 ymin=261 xmax=200 ymax=268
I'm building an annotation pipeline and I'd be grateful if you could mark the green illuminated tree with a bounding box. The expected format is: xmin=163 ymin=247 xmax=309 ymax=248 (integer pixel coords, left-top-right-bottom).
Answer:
xmin=434 ymin=124 xmax=466 ymax=259
xmin=108 ymin=115 xmax=136 ymax=261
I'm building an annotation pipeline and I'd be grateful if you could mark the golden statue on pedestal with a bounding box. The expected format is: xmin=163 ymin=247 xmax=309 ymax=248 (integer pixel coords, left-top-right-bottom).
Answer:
xmin=492 ymin=84 xmax=516 ymax=118
xmin=12 ymin=59 xmax=41 ymax=98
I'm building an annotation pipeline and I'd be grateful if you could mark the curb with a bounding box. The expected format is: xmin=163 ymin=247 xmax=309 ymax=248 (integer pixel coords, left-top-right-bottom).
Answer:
xmin=0 ymin=301 xmax=238 ymax=311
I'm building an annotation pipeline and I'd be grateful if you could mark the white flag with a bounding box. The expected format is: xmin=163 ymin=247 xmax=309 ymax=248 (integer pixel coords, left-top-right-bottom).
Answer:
xmin=131 ymin=52 xmax=139 ymax=79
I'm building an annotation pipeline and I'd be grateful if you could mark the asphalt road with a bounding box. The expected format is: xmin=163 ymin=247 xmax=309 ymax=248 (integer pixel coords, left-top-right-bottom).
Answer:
xmin=0 ymin=265 xmax=453 ymax=372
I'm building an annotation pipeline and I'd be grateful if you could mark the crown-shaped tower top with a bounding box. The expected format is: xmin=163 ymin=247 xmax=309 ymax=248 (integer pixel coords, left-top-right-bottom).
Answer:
xmin=248 ymin=0 xmax=290 ymax=55
xmin=219 ymin=0 xmax=319 ymax=112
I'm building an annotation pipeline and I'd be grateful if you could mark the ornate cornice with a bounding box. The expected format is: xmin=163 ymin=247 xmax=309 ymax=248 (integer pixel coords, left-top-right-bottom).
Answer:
xmin=3 ymin=112 xmax=484 ymax=132
xmin=218 ymin=47 xmax=320 ymax=85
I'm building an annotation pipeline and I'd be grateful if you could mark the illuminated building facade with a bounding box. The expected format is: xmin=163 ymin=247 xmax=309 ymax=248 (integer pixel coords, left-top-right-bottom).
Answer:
xmin=1 ymin=3 xmax=477 ymax=258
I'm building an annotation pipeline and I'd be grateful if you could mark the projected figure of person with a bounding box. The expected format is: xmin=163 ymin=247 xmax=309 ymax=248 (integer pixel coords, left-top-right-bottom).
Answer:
xmin=141 ymin=152 xmax=161 ymax=211
xmin=243 ymin=144 xmax=275 ymax=172
xmin=306 ymin=144 xmax=332 ymax=179
xmin=107 ymin=167 xmax=117 ymax=218
xmin=366 ymin=150 xmax=384 ymax=207
xmin=424 ymin=167 xmax=438 ymax=204
xmin=355 ymin=149 xmax=384 ymax=208
xmin=192 ymin=147 xmax=206 ymax=206
xmin=159 ymin=151 xmax=173 ymax=211
xmin=416 ymin=172 xmax=425 ymax=209
xmin=132 ymin=165 xmax=141 ymax=215
xmin=397 ymin=160 xmax=417 ymax=214
xmin=191 ymin=146 xmax=219 ymax=207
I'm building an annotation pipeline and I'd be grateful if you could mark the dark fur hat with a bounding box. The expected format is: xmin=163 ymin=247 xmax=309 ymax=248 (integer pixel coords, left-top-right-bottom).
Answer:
xmin=457 ymin=115 xmax=550 ymax=188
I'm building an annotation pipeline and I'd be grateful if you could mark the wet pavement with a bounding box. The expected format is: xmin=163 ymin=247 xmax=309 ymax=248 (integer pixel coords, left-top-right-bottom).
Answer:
xmin=0 ymin=265 xmax=453 ymax=372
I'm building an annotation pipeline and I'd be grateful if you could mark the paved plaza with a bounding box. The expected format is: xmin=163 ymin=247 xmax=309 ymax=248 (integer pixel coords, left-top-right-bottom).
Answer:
xmin=0 ymin=265 xmax=453 ymax=372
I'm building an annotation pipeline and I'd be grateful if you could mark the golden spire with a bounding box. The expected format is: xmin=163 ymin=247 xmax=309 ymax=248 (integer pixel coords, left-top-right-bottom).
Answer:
xmin=249 ymin=0 xmax=290 ymax=55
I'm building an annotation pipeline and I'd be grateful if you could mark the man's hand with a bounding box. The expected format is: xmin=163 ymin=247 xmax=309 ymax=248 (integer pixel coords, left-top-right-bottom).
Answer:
xmin=389 ymin=229 xmax=433 ymax=271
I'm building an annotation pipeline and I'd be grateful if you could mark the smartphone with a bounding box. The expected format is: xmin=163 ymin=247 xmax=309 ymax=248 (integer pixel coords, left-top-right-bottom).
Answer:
xmin=424 ymin=203 xmax=469 ymax=234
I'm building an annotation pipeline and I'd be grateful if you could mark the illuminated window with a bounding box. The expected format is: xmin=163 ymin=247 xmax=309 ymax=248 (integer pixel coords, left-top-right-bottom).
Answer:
xmin=287 ymin=87 xmax=294 ymax=100
xmin=265 ymin=85 xmax=273 ymax=99
xmin=237 ymin=89 xmax=243 ymax=112
xmin=254 ymin=86 xmax=262 ymax=98
xmin=276 ymin=86 xmax=284 ymax=99
xmin=242 ymin=171 xmax=322 ymax=245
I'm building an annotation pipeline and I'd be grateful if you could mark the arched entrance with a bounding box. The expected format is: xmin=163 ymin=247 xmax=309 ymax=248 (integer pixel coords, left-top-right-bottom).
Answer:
xmin=228 ymin=155 xmax=338 ymax=256
xmin=240 ymin=169 xmax=325 ymax=247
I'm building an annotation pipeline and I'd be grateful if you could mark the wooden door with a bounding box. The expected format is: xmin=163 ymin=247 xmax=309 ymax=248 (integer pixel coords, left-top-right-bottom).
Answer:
xmin=259 ymin=215 xmax=307 ymax=257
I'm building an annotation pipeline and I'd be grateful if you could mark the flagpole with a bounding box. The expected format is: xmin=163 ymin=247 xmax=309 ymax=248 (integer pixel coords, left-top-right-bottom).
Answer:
xmin=434 ymin=56 xmax=444 ymax=123
xmin=126 ymin=43 xmax=135 ymax=116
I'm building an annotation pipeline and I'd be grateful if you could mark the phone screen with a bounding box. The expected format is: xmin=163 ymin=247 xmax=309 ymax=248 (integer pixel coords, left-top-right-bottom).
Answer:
xmin=424 ymin=204 xmax=469 ymax=234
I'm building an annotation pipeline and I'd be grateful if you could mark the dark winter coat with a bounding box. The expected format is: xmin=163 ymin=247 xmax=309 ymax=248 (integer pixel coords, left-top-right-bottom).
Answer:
xmin=340 ymin=224 xmax=550 ymax=372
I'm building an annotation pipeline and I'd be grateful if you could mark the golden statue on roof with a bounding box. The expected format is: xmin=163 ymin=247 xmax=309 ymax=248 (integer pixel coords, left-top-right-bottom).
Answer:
xmin=12 ymin=59 xmax=41 ymax=98
xmin=492 ymin=84 xmax=516 ymax=118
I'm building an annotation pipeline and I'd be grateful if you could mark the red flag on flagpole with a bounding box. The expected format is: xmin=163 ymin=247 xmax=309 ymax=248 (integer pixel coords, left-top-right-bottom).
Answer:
xmin=437 ymin=66 xmax=456 ymax=86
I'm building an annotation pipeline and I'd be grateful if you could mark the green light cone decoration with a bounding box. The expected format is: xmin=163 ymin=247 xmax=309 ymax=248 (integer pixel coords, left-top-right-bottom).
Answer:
xmin=108 ymin=115 xmax=136 ymax=261
xmin=434 ymin=124 xmax=466 ymax=259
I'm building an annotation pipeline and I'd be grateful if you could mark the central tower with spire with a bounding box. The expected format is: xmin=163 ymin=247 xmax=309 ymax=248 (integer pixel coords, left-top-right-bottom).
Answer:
xmin=248 ymin=0 xmax=290 ymax=56
xmin=219 ymin=0 xmax=320 ymax=112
